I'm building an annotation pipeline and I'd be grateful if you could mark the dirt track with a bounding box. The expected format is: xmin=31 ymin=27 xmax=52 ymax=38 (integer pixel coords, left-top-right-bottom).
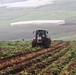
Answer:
xmin=0 ymin=42 xmax=69 ymax=75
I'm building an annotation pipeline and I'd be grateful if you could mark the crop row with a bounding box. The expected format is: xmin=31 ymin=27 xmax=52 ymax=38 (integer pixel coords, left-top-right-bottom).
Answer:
xmin=39 ymin=41 xmax=76 ymax=75
xmin=0 ymin=41 xmax=41 ymax=59
xmin=17 ymin=42 xmax=69 ymax=75
xmin=0 ymin=40 xmax=60 ymax=59
xmin=0 ymin=41 xmax=68 ymax=75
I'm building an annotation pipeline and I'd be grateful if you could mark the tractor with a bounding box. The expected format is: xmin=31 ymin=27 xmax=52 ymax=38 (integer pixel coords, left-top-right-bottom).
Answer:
xmin=32 ymin=30 xmax=51 ymax=48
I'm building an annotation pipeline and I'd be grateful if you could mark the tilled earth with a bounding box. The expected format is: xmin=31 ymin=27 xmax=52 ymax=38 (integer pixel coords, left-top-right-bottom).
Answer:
xmin=0 ymin=41 xmax=76 ymax=75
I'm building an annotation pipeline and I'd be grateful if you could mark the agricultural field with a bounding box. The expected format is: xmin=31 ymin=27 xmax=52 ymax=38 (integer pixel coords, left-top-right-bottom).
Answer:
xmin=0 ymin=40 xmax=76 ymax=75
xmin=0 ymin=40 xmax=41 ymax=59
xmin=0 ymin=0 xmax=76 ymax=74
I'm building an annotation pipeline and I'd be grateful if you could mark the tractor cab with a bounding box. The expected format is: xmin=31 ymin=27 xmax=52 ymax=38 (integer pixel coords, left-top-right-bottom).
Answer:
xmin=36 ymin=30 xmax=47 ymax=37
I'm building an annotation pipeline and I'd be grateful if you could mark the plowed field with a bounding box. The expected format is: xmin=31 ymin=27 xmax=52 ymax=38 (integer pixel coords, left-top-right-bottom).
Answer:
xmin=0 ymin=41 xmax=76 ymax=75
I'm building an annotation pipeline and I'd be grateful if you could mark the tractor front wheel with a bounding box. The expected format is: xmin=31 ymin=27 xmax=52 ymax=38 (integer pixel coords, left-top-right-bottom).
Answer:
xmin=43 ymin=41 xmax=49 ymax=48
xmin=32 ymin=41 xmax=36 ymax=47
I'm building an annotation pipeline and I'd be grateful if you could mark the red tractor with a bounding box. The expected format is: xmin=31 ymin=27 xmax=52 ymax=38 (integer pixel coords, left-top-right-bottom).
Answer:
xmin=32 ymin=30 xmax=51 ymax=48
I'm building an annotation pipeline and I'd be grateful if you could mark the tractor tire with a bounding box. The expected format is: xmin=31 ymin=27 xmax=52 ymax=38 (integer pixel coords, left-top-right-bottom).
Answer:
xmin=32 ymin=41 xmax=36 ymax=47
xmin=46 ymin=42 xmax=49 ymax=48
xmin=43 ymin=41 xmax=49 ymax=48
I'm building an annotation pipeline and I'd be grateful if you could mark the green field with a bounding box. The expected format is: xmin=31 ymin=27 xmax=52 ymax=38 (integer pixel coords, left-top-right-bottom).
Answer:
xmin=0 ymin=40 xmax=76 ymax=75
xmin=0 ymin=40 xmax=40 ymax=59
xmin=53 ymin=35 xmax=76 ymax=40
xmin=0 ymin=0 xmax=76 ymax=26
xmin=0 ymin=0 xmax=76 ymax=41
xmin=0 ymin=0 xmax=76 ymax=74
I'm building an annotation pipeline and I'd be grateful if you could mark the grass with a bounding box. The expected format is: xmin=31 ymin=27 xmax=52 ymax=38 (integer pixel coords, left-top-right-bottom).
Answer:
xmin=0 ymin=0 xmax=76 ymax=26
xmin=52 ymin=34 xmax=76 ymax=41
xmin=0 ymin=10 xmax=76 ymax=26
xmin=0 ymin=0 xmax=76 ymax=41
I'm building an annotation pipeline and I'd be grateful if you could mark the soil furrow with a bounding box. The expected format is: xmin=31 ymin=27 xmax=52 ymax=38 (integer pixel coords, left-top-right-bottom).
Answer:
xmin=0 ymin=42 xmax=69 ymax=75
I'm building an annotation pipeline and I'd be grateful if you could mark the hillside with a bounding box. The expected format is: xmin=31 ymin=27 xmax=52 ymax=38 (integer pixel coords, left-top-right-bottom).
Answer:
xmin=0 ymin=0 xmax=76 ymax=41
xmin=0 ymin=0 xmax=76 ymax=25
